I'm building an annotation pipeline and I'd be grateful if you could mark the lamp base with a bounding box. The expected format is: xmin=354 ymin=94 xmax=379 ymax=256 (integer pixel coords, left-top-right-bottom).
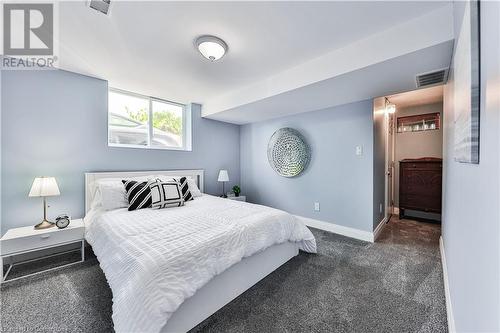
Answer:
xmin=34 ymin=219 xmax=55 ymax=230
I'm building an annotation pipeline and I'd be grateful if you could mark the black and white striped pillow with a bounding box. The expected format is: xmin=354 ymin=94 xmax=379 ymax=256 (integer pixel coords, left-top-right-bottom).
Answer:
xmin=122 ymin=180 xmax=152 ymax=211
xmin=149 ymin=180 xmax=184 ymax=209
xmin=176 ymin=177 xmax=194 ymax=202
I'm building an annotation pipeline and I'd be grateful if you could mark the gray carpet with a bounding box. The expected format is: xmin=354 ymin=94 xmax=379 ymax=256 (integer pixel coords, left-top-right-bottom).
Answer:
xmin=1 ymin=217 xmax=447 ymax=332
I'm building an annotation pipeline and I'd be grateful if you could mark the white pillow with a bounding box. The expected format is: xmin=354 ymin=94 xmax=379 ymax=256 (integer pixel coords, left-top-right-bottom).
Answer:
xmin=99 ymin=181 xmax=129 ymax=211
xmin=187 ymin=178 xmax=202 ymax=197
xmin=154 ymin=175 xmax=175 ymax=182
xmin=92 ymin=176 xmax=153 ymax=211
xmin=90 ymin=187 xmax=103 ymax=210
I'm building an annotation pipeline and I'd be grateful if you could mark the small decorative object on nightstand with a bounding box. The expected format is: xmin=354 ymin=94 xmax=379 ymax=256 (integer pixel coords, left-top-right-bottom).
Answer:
xmin=227 ymin=195 xmax=246 ymax=202
xmin=232 ymin=185 xmax=241 ymax=197
xmin=55 ymin=214 xmax=71 ymax=229
xmin=0 ymin=219 xmax=85 ymax=283
xmin=28 ymin=176 xmax=60 ymax=229
xmin=218 ymin=170 xmax=229 ymax=198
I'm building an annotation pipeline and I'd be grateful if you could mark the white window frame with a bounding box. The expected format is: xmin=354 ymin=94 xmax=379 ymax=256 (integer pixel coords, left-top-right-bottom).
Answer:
xmin=108 ymin=88 xmax=191 ymax=151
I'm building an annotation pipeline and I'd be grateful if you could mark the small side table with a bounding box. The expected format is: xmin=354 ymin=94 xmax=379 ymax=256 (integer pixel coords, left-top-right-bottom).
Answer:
xmin=227 ymin=195 xmax=246 ymax=202
xmin=1 ymin=219 xmax=85 ymax=283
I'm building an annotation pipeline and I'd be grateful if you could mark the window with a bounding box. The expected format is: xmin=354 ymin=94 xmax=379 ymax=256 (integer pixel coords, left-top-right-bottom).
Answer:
xmin=397 ymin=112 xmax=440 ymax=133
xmin=108 ymin=89 xmax=190 ymax=150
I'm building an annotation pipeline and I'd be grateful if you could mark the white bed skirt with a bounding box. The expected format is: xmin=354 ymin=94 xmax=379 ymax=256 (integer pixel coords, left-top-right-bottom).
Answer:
xmin=161 ymin=242 xmax=300 ymax=333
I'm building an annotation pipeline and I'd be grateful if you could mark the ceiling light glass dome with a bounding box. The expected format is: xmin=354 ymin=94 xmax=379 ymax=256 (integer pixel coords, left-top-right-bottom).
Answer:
xmin=195 ymin=35 xmax=228 ymax=61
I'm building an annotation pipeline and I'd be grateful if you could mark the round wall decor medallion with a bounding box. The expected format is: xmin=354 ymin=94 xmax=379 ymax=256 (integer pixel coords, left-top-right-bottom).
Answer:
xmin=267 ymin=128 xmax=311 ymax=177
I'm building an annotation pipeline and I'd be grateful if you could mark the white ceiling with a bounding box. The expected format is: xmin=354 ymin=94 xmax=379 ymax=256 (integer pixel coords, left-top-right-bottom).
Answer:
xmin=386 ymin=85 xmax=444 ymax=109
xmin=58 ymin=1 xmax=451 ymax=104
xmin=205 ymin=41 xmax=453 ymax=124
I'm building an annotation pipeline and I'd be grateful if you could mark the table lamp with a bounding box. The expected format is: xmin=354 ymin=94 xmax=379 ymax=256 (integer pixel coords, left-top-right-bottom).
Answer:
xmin=217 ymin=170 xmax=229 ymax=198
xmin=29 ymin=177 xmax=60 ymax=229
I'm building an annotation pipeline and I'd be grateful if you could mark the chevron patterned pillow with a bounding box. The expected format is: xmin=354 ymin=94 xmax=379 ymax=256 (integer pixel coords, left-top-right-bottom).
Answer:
xmin=122 ymin=180 xmax=152 ymax=211
xmin=176 ymin=177 xmax=194 ymax=202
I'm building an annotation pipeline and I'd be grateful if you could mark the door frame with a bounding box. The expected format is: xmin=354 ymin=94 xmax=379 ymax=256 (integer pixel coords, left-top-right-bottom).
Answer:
xmin=384 ymin=112 xmax=395 ymax=221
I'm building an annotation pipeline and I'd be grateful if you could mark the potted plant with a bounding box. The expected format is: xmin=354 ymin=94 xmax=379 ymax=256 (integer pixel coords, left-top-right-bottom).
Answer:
xmin=232 ymin=185 xmax=241 ymax=197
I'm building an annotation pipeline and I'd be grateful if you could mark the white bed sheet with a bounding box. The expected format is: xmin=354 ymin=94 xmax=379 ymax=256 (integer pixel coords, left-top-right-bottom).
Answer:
xmin=85 ymin=195 xmax=316 ymax=333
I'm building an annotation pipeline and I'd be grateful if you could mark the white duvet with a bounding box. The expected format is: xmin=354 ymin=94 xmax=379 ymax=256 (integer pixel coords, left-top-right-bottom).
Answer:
xmin=85 ymin=195 xmax=316 ymax=333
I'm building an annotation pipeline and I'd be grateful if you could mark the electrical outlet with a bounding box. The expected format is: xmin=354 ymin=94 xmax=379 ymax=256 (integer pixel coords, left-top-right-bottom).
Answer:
xmin=314 ymin=202 xmax=320 ymax=212
xmin=356 ymin=145 xmax=363 ymax=156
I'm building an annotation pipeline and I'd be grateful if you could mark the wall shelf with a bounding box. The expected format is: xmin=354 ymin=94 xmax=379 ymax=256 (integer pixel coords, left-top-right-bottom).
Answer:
xmin=397 ymin=112 xmax=440 ymax=133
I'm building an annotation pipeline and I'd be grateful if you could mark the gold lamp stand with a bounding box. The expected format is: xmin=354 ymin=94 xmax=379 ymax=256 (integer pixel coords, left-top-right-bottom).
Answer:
xmin=35 ymin=197 xmax=55 ymax=230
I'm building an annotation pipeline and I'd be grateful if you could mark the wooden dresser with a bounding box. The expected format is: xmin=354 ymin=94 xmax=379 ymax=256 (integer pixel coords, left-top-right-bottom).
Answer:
xmin=399 ymin=158 xmax=442 ymax=219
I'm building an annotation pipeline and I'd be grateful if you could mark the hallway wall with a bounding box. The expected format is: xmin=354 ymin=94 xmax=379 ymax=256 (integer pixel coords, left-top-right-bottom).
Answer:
xmin=441 ymin=1 xmax=500 ymax=331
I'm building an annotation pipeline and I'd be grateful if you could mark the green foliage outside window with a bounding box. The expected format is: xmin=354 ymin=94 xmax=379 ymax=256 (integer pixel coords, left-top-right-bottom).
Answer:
xmin=125 ymin=107 xmax=148 ymax=123
xmin=153 ymin=111 xmax=182 ymax=135
xmin=126 ymin=107 xmax=182 ymax=135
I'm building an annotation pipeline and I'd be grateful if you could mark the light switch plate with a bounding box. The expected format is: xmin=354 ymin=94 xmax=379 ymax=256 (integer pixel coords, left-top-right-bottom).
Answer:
xmin=314 ymin=202 xmax=320 ymax=211
xmin=356 ymin=145 xmax=363 ymax=156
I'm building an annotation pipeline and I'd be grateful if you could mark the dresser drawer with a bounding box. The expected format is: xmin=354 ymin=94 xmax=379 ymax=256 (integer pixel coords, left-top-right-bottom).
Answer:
xmin=401 ymin=193 xmax=441 ymax=208
xmin=401 ymin=162 xmax=442 ymax=170
xmin=1 ymin=227 xmax=83 ymax=256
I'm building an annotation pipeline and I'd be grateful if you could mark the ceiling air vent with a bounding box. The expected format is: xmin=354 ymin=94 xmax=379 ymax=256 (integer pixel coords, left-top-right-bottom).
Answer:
xmin=415 ymin=69 xmax=448 ymax=88
xmin=89 ymin=0 xmax=111 ymax=15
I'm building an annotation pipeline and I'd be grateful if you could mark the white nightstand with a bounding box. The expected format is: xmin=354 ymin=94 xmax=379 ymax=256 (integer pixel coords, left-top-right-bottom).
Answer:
xmin=227 ymin=195 xmax=246 ymax=202
xmin=1 ymin=219 xmax=85 ymax=283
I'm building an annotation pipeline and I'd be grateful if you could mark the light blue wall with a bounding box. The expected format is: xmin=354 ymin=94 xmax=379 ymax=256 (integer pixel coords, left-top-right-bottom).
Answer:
xmin=442 ymin=1 xmax=500 ymax=331
xmin=1 ymin=70 xmax=240 ymax=235
xmin=240 ymin=100 xmax=374 ymax=232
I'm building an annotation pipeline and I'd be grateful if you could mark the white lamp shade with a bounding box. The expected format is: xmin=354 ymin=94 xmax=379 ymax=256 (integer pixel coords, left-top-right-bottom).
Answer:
xmin=29 ymin=177 xmax=60 ymax=197
xmin=217 ymin=170 xmax=229 ymax=182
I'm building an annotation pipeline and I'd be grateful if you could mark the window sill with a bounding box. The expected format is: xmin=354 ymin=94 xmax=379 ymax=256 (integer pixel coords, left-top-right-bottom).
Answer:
xmin=108 ymin=143 xmax=192 ymax=152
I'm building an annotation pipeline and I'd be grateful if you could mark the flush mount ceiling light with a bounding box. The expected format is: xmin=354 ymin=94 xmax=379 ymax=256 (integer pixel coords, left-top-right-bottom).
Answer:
xmin=195 ymin=35 xmax=228 ymax=61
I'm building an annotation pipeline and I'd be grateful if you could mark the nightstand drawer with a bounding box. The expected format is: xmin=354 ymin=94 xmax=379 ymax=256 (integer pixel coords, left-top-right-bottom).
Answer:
xmin=1 ymin=227 xmax=83 ymax=255
xmin=227 ymin=195 xmax=246 ymax=202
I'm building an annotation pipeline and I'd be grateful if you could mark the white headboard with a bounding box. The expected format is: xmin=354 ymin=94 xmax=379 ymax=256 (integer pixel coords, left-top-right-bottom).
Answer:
xmin=84 ymin=169 xmax=204 ymax=214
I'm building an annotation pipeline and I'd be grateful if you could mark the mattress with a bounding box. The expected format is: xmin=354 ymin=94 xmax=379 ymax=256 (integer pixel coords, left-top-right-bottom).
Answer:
xmin=85 ymin=195 xmax=316 ymax=333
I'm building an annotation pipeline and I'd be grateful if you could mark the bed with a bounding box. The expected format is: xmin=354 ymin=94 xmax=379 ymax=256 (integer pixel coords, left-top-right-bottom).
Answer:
xmin=84 ymin=170 xmax=316 ymax=333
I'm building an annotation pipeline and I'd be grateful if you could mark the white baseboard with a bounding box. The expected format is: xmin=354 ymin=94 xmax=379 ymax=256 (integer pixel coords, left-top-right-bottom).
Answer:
xmin=373 ymin=217 xmax=388 ymax=241
xmin=295 ymin=215 xmax=374 ymax=242
xmin=440 ymin=236 xmax=456 ymax=333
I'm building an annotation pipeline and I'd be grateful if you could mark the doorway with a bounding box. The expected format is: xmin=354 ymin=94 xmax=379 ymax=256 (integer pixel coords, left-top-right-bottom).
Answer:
xmin=374 ymin=85 xmax=444 ymax=239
